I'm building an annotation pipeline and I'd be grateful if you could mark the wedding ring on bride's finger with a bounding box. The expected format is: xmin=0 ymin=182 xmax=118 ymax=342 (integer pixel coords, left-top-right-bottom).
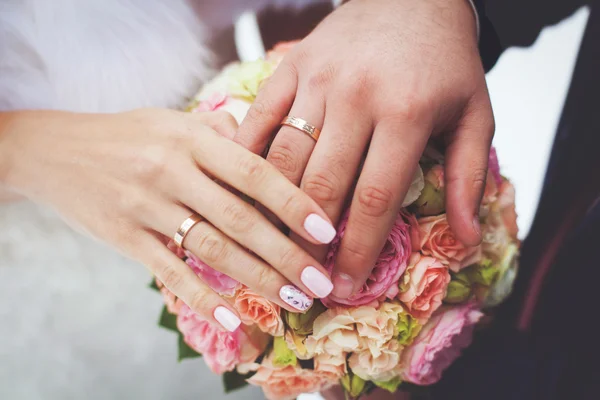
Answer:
xmin=173 ymin=214 xmax=204 ymax=248
xmin=281 ymin=116 xmax=321 ymax=142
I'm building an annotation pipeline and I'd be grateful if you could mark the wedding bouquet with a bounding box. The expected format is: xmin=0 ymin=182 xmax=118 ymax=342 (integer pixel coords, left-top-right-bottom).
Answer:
xmin=150 ymin=42 xmax=520 ymax=400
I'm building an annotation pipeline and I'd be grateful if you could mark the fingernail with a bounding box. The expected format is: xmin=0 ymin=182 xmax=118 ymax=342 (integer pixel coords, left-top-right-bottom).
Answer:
xmin=304 ymin=214 xmax=336 ymax=244
xmin=331 ymin=273 xmax=355 ymax=298
xmin=301 ymin=266 xmax=334 ymax=298
xmin=279 ymin=285 xmax=314 ymax=312
xmin=213 ymin=306 xmax=241 ymax=332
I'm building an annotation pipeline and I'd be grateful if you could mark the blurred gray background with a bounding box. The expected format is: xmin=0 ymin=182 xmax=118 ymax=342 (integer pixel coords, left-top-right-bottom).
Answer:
xmin=0 ymin=201 xmax=264 ymax=400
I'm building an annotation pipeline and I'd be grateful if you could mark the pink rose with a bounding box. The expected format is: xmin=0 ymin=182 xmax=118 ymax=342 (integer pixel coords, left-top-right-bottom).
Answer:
xmin=189 ymin=91 xmax=251 ymax=125
xmin=176 ymin=305 xmax=267 ymax=374
xmin=322 ymin=212 xmax=411 ymax=307
xmin=249 ymin=355 xmax=337 ymax=400
xmin=233 ymin=287 xmax=284 ymax=336
xmin=401 ymin=304 xmax=483 ymax=385
xmin=488 ymin=147 xmax=503 ymax=187
xmin=185 ymin=252 xmax=240 ymax=297
xmin=398 ymin=253 xmax=450 ymax=322
xmin=411 ymin=214 xmax=482 ymax=272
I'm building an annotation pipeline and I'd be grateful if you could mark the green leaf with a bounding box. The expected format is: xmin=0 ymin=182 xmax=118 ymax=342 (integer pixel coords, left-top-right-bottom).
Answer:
xmin=177 ymin=334 xmax=202 ymax=361
xmin=373 ymin=377 xmax=403 ymax=393
xmin=149 ymin=278 xmax=160 ymax=292
xmin=158 ymin=305 xmax=178 ymax=333
xmin=223 ymin=370 xmax=252 ymax=393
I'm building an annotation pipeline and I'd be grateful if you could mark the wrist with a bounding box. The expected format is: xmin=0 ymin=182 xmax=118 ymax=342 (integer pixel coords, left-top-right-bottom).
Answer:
xmin=0 ymin=110 xmax=75 ymax=196
xmin=0 ymin=111 xmax=22 ymax=187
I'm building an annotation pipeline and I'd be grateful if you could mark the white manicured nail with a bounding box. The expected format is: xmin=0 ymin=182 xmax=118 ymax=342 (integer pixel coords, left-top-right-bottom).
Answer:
xmin=304 ymin=214 xmax=336 ymax=244
xmin=213 ymin=306 xmax=241 ymax=332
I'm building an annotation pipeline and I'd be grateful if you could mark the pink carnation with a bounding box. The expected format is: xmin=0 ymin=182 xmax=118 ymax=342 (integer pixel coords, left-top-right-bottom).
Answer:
xmin=401 ymin=304 xmax=483 ymax=385
xmin=322 ymin=212 xmax=411 ymax=308
xmin=488 ymin=147 xmax=502 ymax=187
xmin=177 ymin=305 xmax=267 ymax=374
xmin=185 ymin=252 xmax=240 ymax=297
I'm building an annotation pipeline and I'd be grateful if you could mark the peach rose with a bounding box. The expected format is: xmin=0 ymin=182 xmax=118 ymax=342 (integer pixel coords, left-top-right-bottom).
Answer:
xmin=411 ymin=214 xmax=482 ymax=272
xmin=249 ymin=355 xmax=337 ymax=400
xmin=233 ymin=287 xmax=284 ymax=337
xmin=398 ymin=253 xmax=451 ymax=322
xmin=481 ymin=182 xmax=518 ymax=262
xmin=305 ymin=303 xmax=404 ymax=358
xmin=349 ymin=339 xmax=403 ymax=382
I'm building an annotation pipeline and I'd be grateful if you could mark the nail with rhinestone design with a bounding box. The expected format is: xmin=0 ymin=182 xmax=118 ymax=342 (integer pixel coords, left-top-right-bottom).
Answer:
xmin=279 ymin=285 xmax=314 ymax=312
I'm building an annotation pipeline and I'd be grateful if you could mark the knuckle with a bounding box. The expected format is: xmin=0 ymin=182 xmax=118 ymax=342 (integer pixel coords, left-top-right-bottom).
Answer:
xmin=131 ymin=145 xmax=170 ymax=183
xmin=280 ymin=192 xmax=304 ymax=216
xmin=156 ymin=263 xmax=183 ymax=292
xmin=357 ymin=185 xmax=394 ymax=217
xmin=302 ymin=171 xmax=342 ymax=204
xmin=237 ymin=154 xmax=268 ymax=185
xmin=267 ymin=139 xmax=302 ymax=177
xmin=189 ymin=289 xmax=211 ymax=315
xmin=307 ymin=63 xmax=336 ymax=91
xmin=341 ymin=236 xmax=372 ymax=270
xmin=221 ymin=201 xmax=255 ymax=233
xmin=246 ymin=99 xmax=275 ymax=123
xmin=277 ymin=246 xmax=299 ymax=273
xmin=196 ymin=230 xmax=229 ymax=265
xmin=116 ymin=190 xmax=149 ymax=218
xmin=252 ymin=265 xmax=276 ymax=290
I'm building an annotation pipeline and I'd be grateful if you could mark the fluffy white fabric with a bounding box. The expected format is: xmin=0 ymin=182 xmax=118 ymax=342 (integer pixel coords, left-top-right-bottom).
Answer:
xmin=0 ymin=0 xmax=323 ymax=113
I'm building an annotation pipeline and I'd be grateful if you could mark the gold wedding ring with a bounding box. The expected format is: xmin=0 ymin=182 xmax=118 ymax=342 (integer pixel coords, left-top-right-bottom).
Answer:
xmin=281 ymin=116 xmax=321 ymax=141
xmin=173 ymin=214 xmax=203 ymax=248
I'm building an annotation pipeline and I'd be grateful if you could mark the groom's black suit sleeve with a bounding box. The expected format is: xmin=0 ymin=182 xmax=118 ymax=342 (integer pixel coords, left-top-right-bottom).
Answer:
xmin=474 ymin=0 xmax=596 ymax=71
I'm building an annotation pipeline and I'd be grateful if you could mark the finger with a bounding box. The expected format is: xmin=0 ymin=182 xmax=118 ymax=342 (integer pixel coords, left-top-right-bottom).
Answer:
xmin=169 ymin=168 xmax=334 ymax=299
xmin=190 ymin=111 xmax=239 ymax=140
xmin=258 ymin=89 xmax=325 ymax=227
xmin=193 ymin=133 xmax=337 ymax=246
xmin=134 ymin=234 xmax=242 ymax=332
xmin=445 ymin=94 xmax=495 ymax=246
xmin=234 ymin=62 xmax=298 ymax=155
xmin=145 ymin=204 xmax=315 ymax=313
xmin=331 ymin=119 xmax=428 ymax=298
xmin=292 ymin=94 xmax=373 ymax=261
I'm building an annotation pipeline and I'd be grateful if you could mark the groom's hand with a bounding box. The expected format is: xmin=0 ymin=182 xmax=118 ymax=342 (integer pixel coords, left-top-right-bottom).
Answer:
xmin=234 ymin=0 xmax=494 ymax=298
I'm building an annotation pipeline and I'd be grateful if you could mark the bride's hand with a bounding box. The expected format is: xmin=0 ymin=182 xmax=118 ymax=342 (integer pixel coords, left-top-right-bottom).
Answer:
xmin=0 ymin=109 xmax=336 ymax=331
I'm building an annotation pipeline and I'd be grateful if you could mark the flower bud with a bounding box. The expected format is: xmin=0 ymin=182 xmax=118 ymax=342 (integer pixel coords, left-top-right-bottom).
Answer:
xmin=466 ymin=258 xmax=498 ymax=287
xmin=413 ymin=165 xmax=446 ymax=216
xmin=284 ymin=301 xmax=326 ymax=336
xmin=272 ymin=335 xmax=297 ymax=367
xmin=444 ymin=279 xmax=472 ymax=304
xmin=484 ymin=243 xmax=519 ymax=307
xmin=341 ymin=372 xmax=367 ymax=399
xmin=373 ymin=377 xmax=403 ymax=393
xmin=396 ymin=312 xmax=421 ymax=345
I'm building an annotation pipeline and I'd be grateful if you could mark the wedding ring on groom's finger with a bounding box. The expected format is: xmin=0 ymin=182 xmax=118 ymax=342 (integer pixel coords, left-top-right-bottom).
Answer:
xmin=281 ymin=116 xmax=321 ymax=142
xmin=174 ymin=214 xmax=204 ymax=248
